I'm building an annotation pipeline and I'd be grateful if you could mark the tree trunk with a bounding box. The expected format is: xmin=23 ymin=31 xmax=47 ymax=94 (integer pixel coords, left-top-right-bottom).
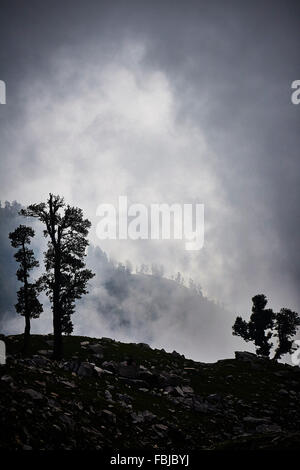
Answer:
xmin=22 ymin=314 xmax=31 ymax=354
xmin=53 ymin=256 xmax=62 ymax=360
xmin=53 ymin=308 xmax=62 ymax=360
xmin=22 ymin=241 xmax=30 ymax=355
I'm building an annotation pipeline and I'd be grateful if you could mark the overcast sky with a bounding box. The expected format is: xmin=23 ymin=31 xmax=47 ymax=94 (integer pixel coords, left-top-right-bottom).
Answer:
xmin=1 ymin=0 xmax=300 ymax=320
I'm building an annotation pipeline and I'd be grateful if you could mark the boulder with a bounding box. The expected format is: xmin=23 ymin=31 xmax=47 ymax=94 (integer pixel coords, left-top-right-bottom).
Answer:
xmin=235 ymin=351 xmax=260 ymax=362
xmin=101 ymin=409 xmax=116 ymax=423
xmin=88 ymin=343 xmax=103 ymax=354
xmin=172 ymin=350 xmax=182 ymax=358
xmin=102 ymin=361 xmax=117 ymax=373
xmin=77 ymin=362 xmax=94 ymax=377
xmin=243 ymin=416 xmax=270 ymax=426
xmin=256 ymin=423 xmax=282 ymax=433
xmin=23 ymin=388 xmax=44 ymax=401
xmin=1 ymin=375 xmax=13 ymax=383
xmin=174 ymin=386 xmax=184 ymax=397
xmin=118 ymin=363 xmax=139 ymax=379
xmin=32 ymin=355 xmax=51 ymax=366
xmin=37 ymin=350 xmax=52 ymax=357
xmin=137 ymin=343 xmax=151 ymax=349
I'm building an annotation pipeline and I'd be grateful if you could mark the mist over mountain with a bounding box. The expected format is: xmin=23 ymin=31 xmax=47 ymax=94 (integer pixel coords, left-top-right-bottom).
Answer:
xmin=77 ymin=245 xmax=236 ymax=362
xmin=0 ymin=201 xmax=239 ymax=362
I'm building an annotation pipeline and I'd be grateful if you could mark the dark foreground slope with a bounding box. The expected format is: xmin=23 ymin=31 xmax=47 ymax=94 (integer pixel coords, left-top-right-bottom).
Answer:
xmin=1 ymin=334 xmax=300 ymax=451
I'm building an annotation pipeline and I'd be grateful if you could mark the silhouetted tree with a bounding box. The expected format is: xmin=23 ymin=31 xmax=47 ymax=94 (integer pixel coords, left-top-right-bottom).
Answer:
xmin=125 ymin=260 xmax=133 ymax=274
xmin=9 ymin=225 xmax=42 ymax=353
xmin=175 ymin=272 xmax=184 ymax=285
xmin=273 ymin=308 xmax=300 ymax=360
xmin=20 ymin=194 xmax=94 ymax=359
xmin=188 ymin=278 xmax=203 ymax=296
xmin=151 ymin=263 xmax=164 ymax=277
xmin=139 ymin=264 xmax=149 ymax=274
xmin=233 ymin=294 xmax=275 ymax=358
xmin=233 ymin=294 xmax=300 ymax=360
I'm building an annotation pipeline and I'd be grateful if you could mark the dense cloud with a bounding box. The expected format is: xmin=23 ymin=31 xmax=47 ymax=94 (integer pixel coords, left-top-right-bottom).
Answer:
xmin=0 ymin=1 xmax=300 ymax=359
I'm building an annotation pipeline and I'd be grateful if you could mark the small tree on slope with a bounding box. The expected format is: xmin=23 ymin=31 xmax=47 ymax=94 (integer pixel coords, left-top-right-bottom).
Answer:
xmin=233 ymin=294 xmax=300 ymax=360
xmin=9 ymin=225 xmax=42 ymax=353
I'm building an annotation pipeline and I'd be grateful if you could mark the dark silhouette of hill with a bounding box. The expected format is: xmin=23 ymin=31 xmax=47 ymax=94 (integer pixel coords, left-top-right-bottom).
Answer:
xmin=1 ymin=334 xmax=300 ymax=451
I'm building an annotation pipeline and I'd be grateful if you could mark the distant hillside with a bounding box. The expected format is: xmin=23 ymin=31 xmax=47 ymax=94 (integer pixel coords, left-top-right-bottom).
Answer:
xmin=78 ymin=251 xmax=235 ymax=361
xmin=1 ymin=335 xmax=300 ymax=451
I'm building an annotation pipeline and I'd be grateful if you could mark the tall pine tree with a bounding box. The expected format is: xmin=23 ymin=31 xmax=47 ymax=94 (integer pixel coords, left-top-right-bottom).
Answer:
xmin=20 ymin=194 xmax=94 ymax=359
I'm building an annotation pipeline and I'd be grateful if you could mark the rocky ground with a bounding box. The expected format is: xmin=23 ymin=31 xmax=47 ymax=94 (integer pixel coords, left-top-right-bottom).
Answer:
xmin=0 ymin=334 xmax=300 ymax=450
